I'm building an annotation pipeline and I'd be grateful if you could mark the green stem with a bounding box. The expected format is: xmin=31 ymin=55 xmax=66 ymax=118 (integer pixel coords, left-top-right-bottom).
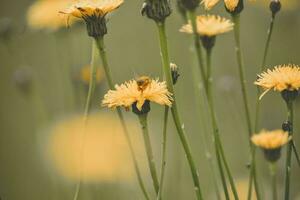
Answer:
xmin=187 ymin=10 xmax=207 ymax=91
xmin=284 ymin=101 xmax=294 ymax=200
xmin=138 ymin=114 xmax=160 ymax=194
xmin=254 ymin=14 xmax=276 ymax=132
xmin=232 ymin=14 xmax=262 ymax=200
xmin=231 ymin=14 xmax=252 ymax=138
xmin=269 ymin=162 xmax=278 ymax=200
xmin=73 ymin=41 xmax=98 ymax=200
xmin=249 ymin=12 xmax=277 ymax=200
xmin=157 ymin=107 xmax=169 ymax=200
xmin=206 ymin=48 xmax=239 ymax=200
xmin=156 ymin=21 xmax=204 ymax=200
xmin=95 ymin=37 xmax=150 ymax=200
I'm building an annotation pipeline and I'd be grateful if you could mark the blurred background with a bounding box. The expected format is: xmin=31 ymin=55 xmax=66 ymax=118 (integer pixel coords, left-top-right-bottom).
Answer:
xmin=0 ymin=0 xmax=300 ymax=199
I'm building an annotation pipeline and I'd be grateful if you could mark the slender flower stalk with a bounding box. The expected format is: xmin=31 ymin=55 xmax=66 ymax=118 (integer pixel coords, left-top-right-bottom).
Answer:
xmin=156 ymin=21 xmax=204 ymax=200
xmin=250 ymin=2 xmax=281 ymax=199
xmin=157 ymin=107 xmax=169 ymax=199
xmin=178 ymin=5 xmax=220 ymax=199
xmin=206 ymin=49 xmax=230 ymax=200
xmin=180 ymin=14 xmax=238 ymax=199
xmin=96 ymin=37 xmax=151 ymax=200
xmin=138 ymin=113 xmax=160 ymax=194
xmin=269 ymin=163 xmax=278 ymax=200
xmin=186 ymin=10 xmax=207 ymax=91
xmin=206 ymin=44 xmax=239 ymax=200
xmin=231 ymin=13 xmax=261 ymax=200
xmin=284 ymin=101 xmax=294 ymax=200
xmin=72 ymin=40 xmax=98 ymax=200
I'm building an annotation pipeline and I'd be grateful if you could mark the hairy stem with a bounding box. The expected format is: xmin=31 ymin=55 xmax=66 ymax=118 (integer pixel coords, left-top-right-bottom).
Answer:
xmin=95 ymin=37 xmax=150 ymax=200
xmin=138 ymin=114 xmax=160 ymax=195
xmin=284 ymin=101 xmax=293 ymax=200
xmin=72 ymin=41 xmax=98 ymax=200
xmin=206 ymin=48 xmax=239 ymax=200
xmin=156 ymin=21 xmax=204 ymax=200
xmin=157 ymin=107 xmax=169 ymax=200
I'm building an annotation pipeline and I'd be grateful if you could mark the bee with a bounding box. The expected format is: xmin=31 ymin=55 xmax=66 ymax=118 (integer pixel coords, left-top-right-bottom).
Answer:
xmin=136 ymin=76 xmax=151 ymax=91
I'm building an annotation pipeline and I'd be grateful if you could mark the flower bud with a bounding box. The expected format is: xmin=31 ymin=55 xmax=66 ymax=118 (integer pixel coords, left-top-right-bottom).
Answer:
xmin=141 ymin=0 xmax=172 ymax=23
xmin=270 ymin=0 xmax=281 ymax=16
xmin=225 ymin=0 xmax=244 ymax=16
xmin=170 ymin=63 xmax=180 ymax=85
xmin=282 ymin=121 xmax=292 ymax=133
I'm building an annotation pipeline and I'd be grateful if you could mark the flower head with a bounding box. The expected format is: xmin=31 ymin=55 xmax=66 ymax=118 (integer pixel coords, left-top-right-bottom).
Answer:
xmin=251 ymin=129 xmax=290 ymax=150
xmin=201 ymin=0 xmax=220 ymax=10
xmin=224 ymin=0 xmax=239 ymax=11
xmin=60 ymin=0 xmax=124 ymax=37
xmin=102 ymin=76 xmax=173 ymax=112
xmin=180 ymin=15 xmax=234 ymax=37
xmin=62 ymin=0 xmax=123 ymax=19
xmin=27 ymin=0 xmax=77 ymax=31
xmin=255 ymin=64 xmax=300 ymax=99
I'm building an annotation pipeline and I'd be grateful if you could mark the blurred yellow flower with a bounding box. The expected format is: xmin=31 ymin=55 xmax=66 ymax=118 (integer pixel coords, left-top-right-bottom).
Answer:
xmin=80 ymin=65 xmax=103 ymax=85
xmin=201 ymin=0 xmax=220 ymax=10
xmin=47 ymin=113 xmax=143 ymax=182
xmin=180 ymin=15 xmax=234 ymax=37
xmin=61 ymin=0 xmax=124 ymax=22
xmin=224 ymin=0 xmax=239 ymax=11
xmin=220 ymin=178 xmax=257 ymax=200
xmin=102 ymin=77 xmax=173 ymax=111
xmin=251 ymin=129 xmax=290 ymax=149
xmin=255 ymin=64 xmax=300 ymax=99
xmin=27 ymin=0 xmax=77 ymax=31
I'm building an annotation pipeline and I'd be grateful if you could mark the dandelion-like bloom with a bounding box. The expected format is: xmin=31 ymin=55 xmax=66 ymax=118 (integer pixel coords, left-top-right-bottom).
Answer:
xmin=102 ymin=77 xmax=173 ymax=112
xmin=224 ymin=0 xmax=239 ymax=11
xmin=27 ymin=0 xmax=77 ymax=31
xmin=251 ymin=129 xmax=290 ymax=149
xmin=80 ymin=65 xmax=103 ymax=85
xmin=252 ymin=129 xmax=291 ymax=162
xmin=255 ymin=64 xmax=300 ymax=99
xmin=61 ymin=0 xmax=124 ymax=37
xmin=201 ymin=0 xmax=220 ymax=10
xmin=180 ymin=15 xmax=234 ymax=37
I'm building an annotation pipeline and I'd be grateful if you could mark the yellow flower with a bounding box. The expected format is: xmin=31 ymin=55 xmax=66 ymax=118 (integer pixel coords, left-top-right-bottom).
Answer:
xmin=201 ymin=0 xmax=220 ymax=10
xmin=102 ymin=76 xmax=173 ymax=111
xmin=180 ymin=15 xmax=234 ymax=37
xmin=80 ymin=64 xmax=103 ymax=85
xmin=251 ymin=129 xmax=290 ymax=149
xmin=224 ymin=0 xmax=239 ymax=11
xmin=255 ymin=64 xmax=300 ymax=99
xmin=47 ymin=113 xmax=144 ymax=182
xmin=61 ymin=0 xmax=124 ymax=21
xmin=27 ymin=0 xmax=77 ymax=31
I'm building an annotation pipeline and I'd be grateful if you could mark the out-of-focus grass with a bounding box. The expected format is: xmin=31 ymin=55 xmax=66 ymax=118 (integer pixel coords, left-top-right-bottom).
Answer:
xmin=0 ymin=0 xmax=300 ymax=199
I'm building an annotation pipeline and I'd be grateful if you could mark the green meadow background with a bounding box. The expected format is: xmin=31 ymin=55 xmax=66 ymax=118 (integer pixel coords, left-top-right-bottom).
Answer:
xmin=0 ymin=0 xmax=300 ymax=199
